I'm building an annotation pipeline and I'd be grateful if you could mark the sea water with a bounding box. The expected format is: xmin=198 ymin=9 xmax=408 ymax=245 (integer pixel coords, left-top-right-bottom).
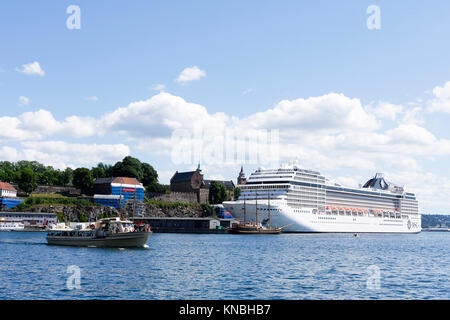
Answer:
xmin=0 ymin=231 xmax=448 ymax=299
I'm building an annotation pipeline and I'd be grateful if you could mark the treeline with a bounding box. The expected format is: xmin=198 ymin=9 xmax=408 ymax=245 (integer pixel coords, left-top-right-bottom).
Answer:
xmin=0 ymin=161 xmax=73 ymax=194
xmin=422 ymin=214 xmax=450 ymax=228
xmin=0 ymin=156 xmax=169 ymax=195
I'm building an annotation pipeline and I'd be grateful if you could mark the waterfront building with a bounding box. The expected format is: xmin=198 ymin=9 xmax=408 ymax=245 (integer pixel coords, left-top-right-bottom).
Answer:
xmin=93 ymin=177 xmax=145 ymax=209
xmin=0 ymin=182 xmax=23 ymax=210
xmin=0 ymin=182 xmax=17 ymax=197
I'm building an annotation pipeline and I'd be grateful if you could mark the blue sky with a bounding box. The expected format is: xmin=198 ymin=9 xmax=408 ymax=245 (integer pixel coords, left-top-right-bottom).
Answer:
xmin=1 ymin=1 xmax=450 ymax=213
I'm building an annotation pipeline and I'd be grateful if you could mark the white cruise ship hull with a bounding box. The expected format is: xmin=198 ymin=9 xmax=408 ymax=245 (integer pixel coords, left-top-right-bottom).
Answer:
xmin=223 ymin=201 xmax=421 ymax=233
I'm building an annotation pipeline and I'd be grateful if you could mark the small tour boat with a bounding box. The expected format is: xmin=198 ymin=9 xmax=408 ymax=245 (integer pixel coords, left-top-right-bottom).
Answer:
xmin=46 ymin=217 xmax=151 ymax=248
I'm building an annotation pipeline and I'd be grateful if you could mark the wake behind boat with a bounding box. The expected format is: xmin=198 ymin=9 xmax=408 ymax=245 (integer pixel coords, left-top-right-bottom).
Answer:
xmin=46 ymin=217 xmax=151 ymax=248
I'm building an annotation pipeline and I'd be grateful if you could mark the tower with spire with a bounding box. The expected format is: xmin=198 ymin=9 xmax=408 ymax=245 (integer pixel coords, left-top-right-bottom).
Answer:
xmin=237 ymin=166 xmax=246 ymax=185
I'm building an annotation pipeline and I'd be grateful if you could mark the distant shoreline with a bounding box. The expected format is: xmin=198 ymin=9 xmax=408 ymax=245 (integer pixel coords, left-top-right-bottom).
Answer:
xmin=422 ymin=228 xmax=449 ymax=232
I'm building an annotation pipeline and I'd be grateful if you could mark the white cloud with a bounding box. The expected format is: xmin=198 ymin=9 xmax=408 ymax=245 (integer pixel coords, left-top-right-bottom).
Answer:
xmin=3 ymin=84 xmax=450 ymax=212
xmin=0 ymin=146 xmax=20 ymax=162
xmin=242 ymin=88 xmax=253 ymax=95
xmin=427 ymin=81 xmax=450 ymax=113
xmin=387 ymin=124 xmax=436 ymax=145
xmin=400 ymin=106 xmax=424 ymax=125
xmin=244 ymin=93 xmax=379 ymax=132
xmin=19 ymin=141 xmax=130 ymax=169
xmin=99 ymin=92 xmax=228 ymax=137
xmin=61 ymin=116 xmax=98 ymax=138
xmin=85 ymin=96 xmax=99 ymax=101
xmin=368 ymin=101 xmax=403 ymax=121
xmin=18 ymin=109 xmax=62 ymax=136
xmin=0 ymin=110 xmax=98 ymax=142
xmin=152 ymin=84 xmax=166 ymax=92
xmin=16 ymin=61 xmax=45 ymax=76
xmin=0 ymin=116 xmax=37 ymax=141
xmin=175 ymin=66 xmax=206 ymax=84
xmin=18 ymin=96 xmax=30 ymax=106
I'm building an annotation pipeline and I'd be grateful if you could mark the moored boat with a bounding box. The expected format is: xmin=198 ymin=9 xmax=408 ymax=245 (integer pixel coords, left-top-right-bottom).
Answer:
xmin=228 ymin=221 xmax=284 ymax=234
xmin=0 ymin=221 xmax=25 ymax=231
xmin=229 ymin=193 xmax=286 ymax=234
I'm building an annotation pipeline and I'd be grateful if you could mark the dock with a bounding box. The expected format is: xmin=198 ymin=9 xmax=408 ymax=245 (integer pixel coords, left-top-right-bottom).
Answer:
xmin=131 ymin=217 xmax=239 ymax=234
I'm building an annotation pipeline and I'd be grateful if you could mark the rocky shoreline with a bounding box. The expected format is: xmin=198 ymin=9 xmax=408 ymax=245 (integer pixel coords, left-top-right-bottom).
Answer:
xmin=26 ymin=203 xmax=206 ymax=222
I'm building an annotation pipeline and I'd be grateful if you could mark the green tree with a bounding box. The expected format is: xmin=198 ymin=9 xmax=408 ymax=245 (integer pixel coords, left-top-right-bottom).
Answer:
xmin=72 ymin=168 xmax=94 ymax=194
xmin=18 ymin=167 xmax=38 ymax=194
xmin=209 ymin=181 xmax=227 ymax=204
xmin=146 ymin=182 xmax=169 ymax=194
xmin=112 ymin=156 xmax=143 ymax=180
xmin=61 ymin=168 xmax=73 ymax=186
xmin=234 ymin=187 xmax=241 ymax=199
xmin=91 ymin=166 xmax=106 ymax=179
xmin=101 ymin=163 xmax=114 ymax=177
xmin=0 ymin=161 xmax=16 ymax=182
xmin=141 ymin=162 xmax=158 ymax=186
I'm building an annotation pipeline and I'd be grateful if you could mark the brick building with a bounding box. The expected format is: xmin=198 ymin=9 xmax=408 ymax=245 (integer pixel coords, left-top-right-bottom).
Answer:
xmin=170 ymin=169 xmax=204 ymax=193
xmin=169 ymin=168 xmax=235 ymax=203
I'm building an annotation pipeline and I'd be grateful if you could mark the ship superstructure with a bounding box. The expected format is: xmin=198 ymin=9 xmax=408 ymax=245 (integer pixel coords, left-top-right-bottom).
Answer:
xmin=223 ymin=166 xmax=421 ymax=233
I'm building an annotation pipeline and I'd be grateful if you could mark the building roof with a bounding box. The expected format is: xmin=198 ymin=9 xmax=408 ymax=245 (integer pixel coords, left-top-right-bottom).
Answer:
xmin=94 ymin=177 xmax=142 ymax=185
xmin=0 ymin=182 xmax=16 ymax=192
xmin=170 ymin=171 xmax=198 ymax=183
xmin=203 ymin=180 xmax=235 ymax=190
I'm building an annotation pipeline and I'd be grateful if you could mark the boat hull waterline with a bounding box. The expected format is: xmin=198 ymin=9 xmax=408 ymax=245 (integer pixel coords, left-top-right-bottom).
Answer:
xmin=46 ymin=231 xmax=151 ymax=247
xmin=224 ymin=201 xmax=421 ymax=234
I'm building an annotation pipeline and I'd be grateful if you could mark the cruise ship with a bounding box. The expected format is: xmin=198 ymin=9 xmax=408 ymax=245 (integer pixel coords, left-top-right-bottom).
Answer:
xmin=223 ymin=166 xmax=421 ymax=233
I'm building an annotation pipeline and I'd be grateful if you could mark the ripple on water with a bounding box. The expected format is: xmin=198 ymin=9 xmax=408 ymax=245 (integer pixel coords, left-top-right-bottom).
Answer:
xmin=0 ymin=231 xmax=449 ymax=299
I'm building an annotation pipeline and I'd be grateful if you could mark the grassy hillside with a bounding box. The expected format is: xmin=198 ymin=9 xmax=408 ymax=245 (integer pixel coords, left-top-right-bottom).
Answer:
xmin=11 ymin=195 xmax=96 ymax=211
